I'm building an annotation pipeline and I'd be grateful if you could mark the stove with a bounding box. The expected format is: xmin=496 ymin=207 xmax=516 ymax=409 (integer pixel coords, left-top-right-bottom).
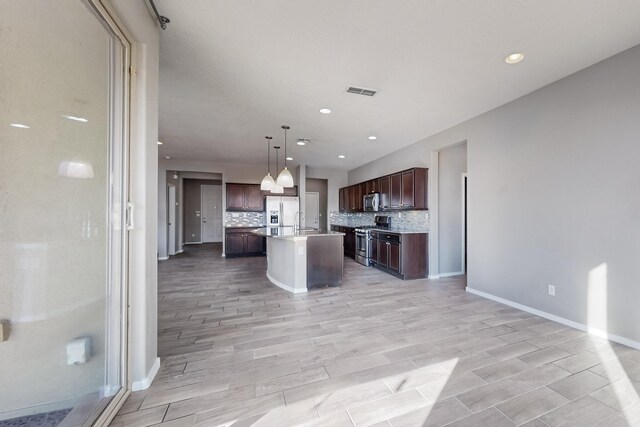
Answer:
xmin=355 ymin=216 xmax=391 ymax=266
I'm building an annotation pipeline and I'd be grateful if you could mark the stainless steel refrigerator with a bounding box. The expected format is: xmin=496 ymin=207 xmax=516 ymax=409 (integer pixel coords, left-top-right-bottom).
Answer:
xmin=266 ymin=196 xmax=300 ymax=227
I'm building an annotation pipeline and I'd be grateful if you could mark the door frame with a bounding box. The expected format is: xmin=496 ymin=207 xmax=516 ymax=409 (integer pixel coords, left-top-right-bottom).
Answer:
xmin=167 ymin=184 xmax=176 ymax=255
xmin=86 ymin=1 xmax=133 ymax=425
xmin=461 ymin=173 xmax=468 ymax=275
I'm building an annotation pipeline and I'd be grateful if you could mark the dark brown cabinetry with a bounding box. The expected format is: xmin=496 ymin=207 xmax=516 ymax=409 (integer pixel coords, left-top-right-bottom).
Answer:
xmin=365 ymin=179 xmax=378 ymax=195
xmin=226 ymin=183 xmax=264 ymax=212
xmin=369 ymin=231 xmax=428 ymax=279
xmin=338 ymin=167 xmax=428 ymax=213
xmin=330 ymin=225 xmax=356 ymax=258
xmin=261 ymin=185 xmax=298 ymax=199
xmin=379 ymin=175 xmax=390 ymax=209
xmin=225 ymin=228 xmax=266 ymax=257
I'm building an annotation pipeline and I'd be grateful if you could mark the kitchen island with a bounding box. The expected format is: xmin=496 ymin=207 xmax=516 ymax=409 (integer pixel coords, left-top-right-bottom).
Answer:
xmin=252 ymin=227 xmax=345 ymax=293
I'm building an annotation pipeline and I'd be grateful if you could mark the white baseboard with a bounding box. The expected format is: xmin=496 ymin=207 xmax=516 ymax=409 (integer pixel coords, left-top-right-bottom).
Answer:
xmin=466 ymin=287 xmax=640 ymax=351
xmin=157 ymin=256 xmax=169 ymax=261
xmin=266 ymin=272 xmax=308 ymax=294
xmin=439 ymin=271 xmax=464 ymax=277
xmin=176 ymin=249 xmax=184 ymax=254
xmin=428 ymin=274 xmax=440 ymax=279
xmin=132 ymin=357 xmax=160 ymax=391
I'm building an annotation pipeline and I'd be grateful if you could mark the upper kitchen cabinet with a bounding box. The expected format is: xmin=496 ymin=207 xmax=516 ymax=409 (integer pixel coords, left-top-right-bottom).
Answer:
xmin=365 ymin=179 xmax=378 ymax=195
xmin=383 ymin=168 xmax=428 ymax=210
xmin=226 ymin=183 xmax=265 ymax=212
xmin=379 ymin=175 xmax=390 ymax=209
xmin=338 ymin=167 xmax=428 ymax=213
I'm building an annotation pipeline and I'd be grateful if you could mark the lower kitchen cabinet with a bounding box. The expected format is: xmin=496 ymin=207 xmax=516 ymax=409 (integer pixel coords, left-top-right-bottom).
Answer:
xmin=330 ymin=225 xmax=356 ymax=258
xmin=225 ymin=228 xmax=266 ymax=257
xmin=370 ymin=231 xmax=428 ymax=280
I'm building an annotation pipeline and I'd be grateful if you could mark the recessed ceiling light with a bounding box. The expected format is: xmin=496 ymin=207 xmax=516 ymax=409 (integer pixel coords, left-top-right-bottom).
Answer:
xmin=10 ymin=123 xmax=30 ymax=129
xmin=368 ymin=136 xmax=377 ymax=140
xmin=286 ymin=157 xmax=293 ymax=161
xmin=62 ymin=114 xmax=88 ymax=122
xmin=297 ymin=139 xmax=306 ymax=146
xmin=505 ymin=52 xmax=525 ymax=64
xmin=164 ymin=156 xmax=172 ymax=159
xmin=338 ymin=155 xmax=346 ymax=159
xmin=319 ymin=108 xmax=332 ymax=114
xmin=157 ymin=141 xmax=164 ymax=145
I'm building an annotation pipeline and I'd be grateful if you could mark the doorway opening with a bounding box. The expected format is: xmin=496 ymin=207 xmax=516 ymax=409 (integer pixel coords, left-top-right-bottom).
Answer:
xmin=305 ymin=178 xmax=328 ymax=230
xmin=165 ymin=171 xmax=222 ymax=257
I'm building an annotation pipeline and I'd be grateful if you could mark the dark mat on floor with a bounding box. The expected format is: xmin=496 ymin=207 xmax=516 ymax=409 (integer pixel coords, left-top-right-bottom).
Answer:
xmin=0 ymin=409 xmax=71 ymax=427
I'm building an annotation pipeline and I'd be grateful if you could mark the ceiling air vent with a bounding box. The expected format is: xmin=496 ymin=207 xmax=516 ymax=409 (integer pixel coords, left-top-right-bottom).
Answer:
xmin=346 ymin=86 xmax=377 ymax=96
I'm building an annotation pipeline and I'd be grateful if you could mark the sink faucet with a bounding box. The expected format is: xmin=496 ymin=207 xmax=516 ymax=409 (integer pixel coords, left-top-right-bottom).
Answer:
xmin=294 ymin=211 xmax=305 ymax=231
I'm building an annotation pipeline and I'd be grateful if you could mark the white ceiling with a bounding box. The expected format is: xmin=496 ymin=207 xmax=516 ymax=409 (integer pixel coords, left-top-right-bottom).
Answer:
xmin=156 ymin=1 xmax=640 ymax=170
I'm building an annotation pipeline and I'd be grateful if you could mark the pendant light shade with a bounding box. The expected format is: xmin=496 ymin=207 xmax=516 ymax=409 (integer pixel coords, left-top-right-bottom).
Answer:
xmin=271 ymin=146 xmax=284 ymax=193
xmin=260 ymin=136 xmax=275 ymax=191
xmin=276 ymin=125 xmax=295 ymax=188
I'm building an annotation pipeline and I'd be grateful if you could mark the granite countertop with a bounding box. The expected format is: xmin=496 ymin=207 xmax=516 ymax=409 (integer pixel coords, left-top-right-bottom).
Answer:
xmin=253 ymin=226 xmax=345 ymax=239
xmin=224 ymin=225 xmax=266 ymax=229
xmin=329 ymin=224 xmax=428 ymax=234
xmin=370 ymin=228 xmax=429 ymax=235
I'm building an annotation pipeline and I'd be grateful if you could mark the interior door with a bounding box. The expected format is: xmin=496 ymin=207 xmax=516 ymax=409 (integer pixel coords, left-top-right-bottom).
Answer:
xmin=168 ymin=185 xmax=176 ymax=255
xmin=201 ymin=185 xmax=221 ymax=243
xmin=305 ymin=192 xmax=320 ymax=229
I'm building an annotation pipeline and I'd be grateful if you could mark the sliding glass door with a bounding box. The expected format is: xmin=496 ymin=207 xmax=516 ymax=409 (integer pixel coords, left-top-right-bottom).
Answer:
xmin=0 ymin=1 xmax=130 ymax=425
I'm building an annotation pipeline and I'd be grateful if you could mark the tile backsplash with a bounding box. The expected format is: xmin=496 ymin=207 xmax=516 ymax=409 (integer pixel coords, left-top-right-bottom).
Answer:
xmin=330 ymin=210 xmax=429 ymax=231
xmin=224 ymin=211 xmax=265 ymax=227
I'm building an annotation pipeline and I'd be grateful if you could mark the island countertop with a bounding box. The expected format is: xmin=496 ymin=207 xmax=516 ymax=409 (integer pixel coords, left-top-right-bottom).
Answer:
xmin=255 ymin=227 xmax=344 ymax=293
xmin=252 ymin=226 xmax=344 ymax=240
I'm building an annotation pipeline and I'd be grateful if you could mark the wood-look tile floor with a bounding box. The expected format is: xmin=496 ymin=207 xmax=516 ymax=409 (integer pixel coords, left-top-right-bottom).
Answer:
xmin=113 ymin=244 xmax=640 ymax=427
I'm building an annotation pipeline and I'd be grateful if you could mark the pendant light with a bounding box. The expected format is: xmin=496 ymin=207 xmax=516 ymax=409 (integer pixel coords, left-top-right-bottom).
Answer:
xmin=276 ymin=125 xmax=294 ymax=187
xmin=260 ymin=136 xmax=275 ymax=191
xmin=271 ymin=146 xmax=284 ymax=194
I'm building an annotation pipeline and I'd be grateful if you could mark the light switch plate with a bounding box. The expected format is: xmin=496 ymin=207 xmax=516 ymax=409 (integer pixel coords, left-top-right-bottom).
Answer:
xmin=0 ymin=320 xmax=9 ymax=342
xmin=547 ymin=284 xmax=556 ymax=296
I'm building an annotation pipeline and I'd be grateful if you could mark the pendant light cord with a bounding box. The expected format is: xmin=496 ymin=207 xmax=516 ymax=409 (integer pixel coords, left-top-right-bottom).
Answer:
xmin=265 ymin=136 xmax=272 ymax=175
xmin=281 ymin=125 xmax=290 ymax=168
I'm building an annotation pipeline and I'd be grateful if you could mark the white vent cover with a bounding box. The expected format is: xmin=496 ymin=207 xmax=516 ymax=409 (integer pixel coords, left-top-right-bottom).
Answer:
xmin=346 ymin=86 xmax=377 ymax=96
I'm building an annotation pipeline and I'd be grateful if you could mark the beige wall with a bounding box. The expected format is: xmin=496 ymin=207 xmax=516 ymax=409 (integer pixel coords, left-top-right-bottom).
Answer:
xmin=349 ymin=45 xmax=640 ymax=346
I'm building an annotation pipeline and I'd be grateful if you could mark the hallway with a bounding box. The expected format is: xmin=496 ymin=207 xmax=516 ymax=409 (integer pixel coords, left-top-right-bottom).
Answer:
xmin=113 ymin=245 xmax=640 ymax=426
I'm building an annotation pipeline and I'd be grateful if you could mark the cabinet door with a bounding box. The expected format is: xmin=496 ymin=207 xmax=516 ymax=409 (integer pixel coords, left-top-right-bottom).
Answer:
xmin=401 ymin=170 xmax=415 ymax=208
xmin=388 ymin=242 xmax=401 ymax=273
xmin=244 ymin=185 xmax=264 ymax=211
xmin=354 ymin=184 xmax=364 ymax=212
xmin=369 ymin=237 xmax=378 ymax=263
xmin=379 ymin=176 xmax=390 ymax=208
xmin=283 ymin=185 xmax=298 ymax=196
xmin=226 ymin=184 xmax=245 ymax=211
xmin=389 ymin=173 xmax=402 ymax=208
xmin=339 ymin=188 xmax=345 ymax=212
xmin=350 ymin=185 xmax=356 ymax=211
xmin=225 ymin=233 xmax=245 ymax=255
xmin=244 ymin=234 xmax=264 ymax=254
xmin=366 ymin=179 xmax=378 ymax=194
xmin=378 ymin=241 xmax=389 ymax=267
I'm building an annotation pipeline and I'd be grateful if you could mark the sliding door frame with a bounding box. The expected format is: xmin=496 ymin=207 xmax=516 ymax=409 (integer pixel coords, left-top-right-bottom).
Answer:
xmin=84 ymin=1 xmax=133 ymax=425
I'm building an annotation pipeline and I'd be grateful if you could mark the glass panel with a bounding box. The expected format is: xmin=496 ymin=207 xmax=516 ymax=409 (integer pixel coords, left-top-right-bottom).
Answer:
xmin=0 ymin=1 xmax=127 ymax=425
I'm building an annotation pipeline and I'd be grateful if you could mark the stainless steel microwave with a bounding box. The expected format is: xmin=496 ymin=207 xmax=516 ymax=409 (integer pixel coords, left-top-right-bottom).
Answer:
xmin=363 ymin=193 xmax=380 ymax=212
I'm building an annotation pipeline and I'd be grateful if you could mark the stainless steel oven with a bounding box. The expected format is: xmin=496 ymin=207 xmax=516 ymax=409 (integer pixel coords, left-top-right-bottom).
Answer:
xmin=355 ymin=229 xmax=369 ymax=266
xmin=354 ymin=215 xmax=391 ymax=266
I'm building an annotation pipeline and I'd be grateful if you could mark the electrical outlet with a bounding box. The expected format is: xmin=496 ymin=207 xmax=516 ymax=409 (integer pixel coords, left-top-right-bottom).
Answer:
xmin=547 ymin=284 xmax=556 ymax=296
